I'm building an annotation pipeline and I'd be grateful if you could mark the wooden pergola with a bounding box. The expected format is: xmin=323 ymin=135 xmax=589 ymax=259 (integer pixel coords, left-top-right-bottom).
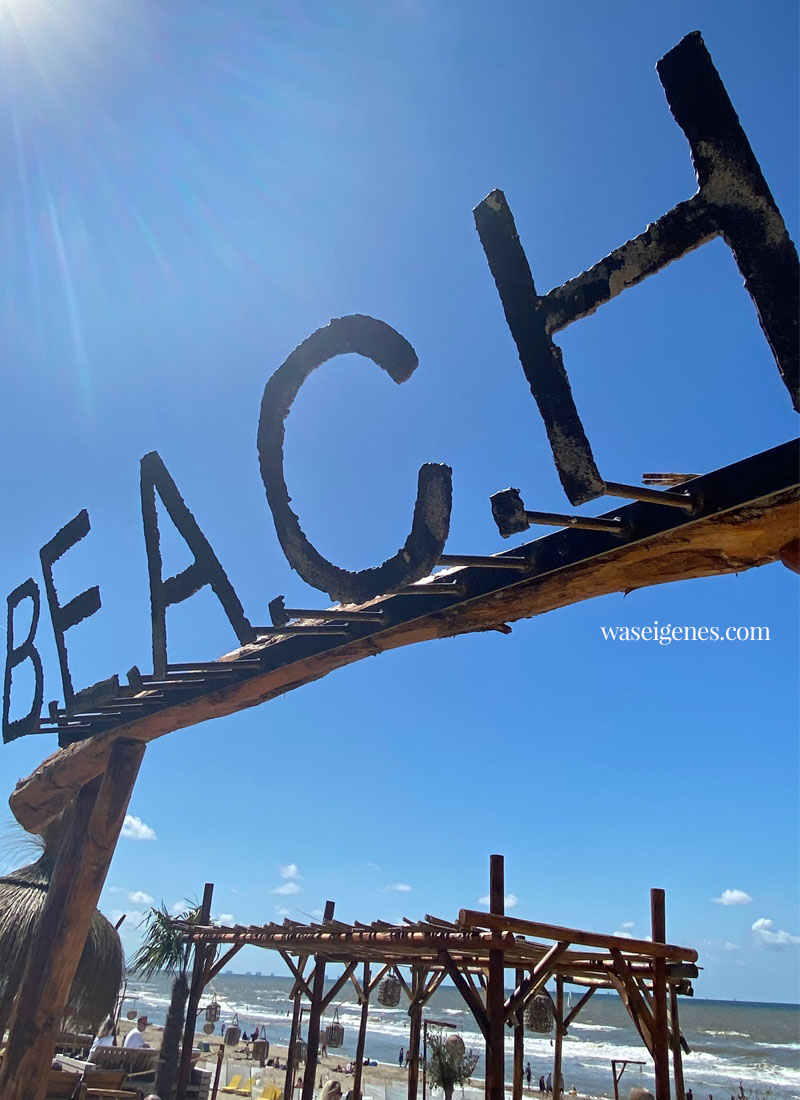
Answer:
xmin=177 ymin=857 xmax=697 ymax=1100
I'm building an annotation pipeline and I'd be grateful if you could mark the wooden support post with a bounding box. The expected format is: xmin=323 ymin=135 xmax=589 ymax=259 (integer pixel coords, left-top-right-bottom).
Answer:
xmin=353 ymin=962 xmax=371 ymax=1100
xmin=284 ymin=991 xmax=304 ymax=1100
xmin=0 ymin=739 xmax=145 ymax=1100
xmin=301 ymin=900 xmax=335 ymax=1100
xmin=553 ymin=977 xmax=564 ymax=1100
xmin=486 ymin=855 xmax=506 ymax=1100
xmin=513 ymin=968 xmax=524 ymax=1100
xmin=669 ymin=986 xmax=686 ymax=1100
xmin=177 ymin=882 xmax=215 ymax=1100
xmin=211 ymin=1043 xmax=225 ymax=1100
xmin=407 ymin=968 xmax=424 ymax=1100
xmin=651 ymin=889 xmax=671 ymax=1100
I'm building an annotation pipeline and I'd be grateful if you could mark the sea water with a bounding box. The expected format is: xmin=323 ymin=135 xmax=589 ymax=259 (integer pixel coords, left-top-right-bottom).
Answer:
xmin=123 ymin=974 xmax=799 ymax=1100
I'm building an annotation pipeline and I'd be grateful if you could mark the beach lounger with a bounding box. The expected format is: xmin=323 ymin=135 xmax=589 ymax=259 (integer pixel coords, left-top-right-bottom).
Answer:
xmin=254 ymin=1086 xmax=283 ymax=1100
xmin=220 ymin=1073 xmax=252 ymax=1096
xmin=43 ymin=1069 xmax=81 ymax=1098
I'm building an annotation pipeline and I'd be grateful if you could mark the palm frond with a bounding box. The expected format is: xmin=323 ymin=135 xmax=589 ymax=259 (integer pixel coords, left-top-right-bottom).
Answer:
xmin=130 ymin=901 xmax=201 ymax=979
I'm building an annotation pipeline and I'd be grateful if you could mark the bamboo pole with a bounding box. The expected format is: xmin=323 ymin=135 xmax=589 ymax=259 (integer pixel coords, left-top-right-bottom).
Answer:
xmin=302 ymin=901 xmax=335 ymax=1100
xmin=353 ymin=962 xmax=372 ymax=1100
xmin=0 ymin=739 xmax=145 ymax=1100
xmin=177 ymin=882 xmax=215 ymax=1099
xmin=211 ymin=1043 xmax=225 ymax=1100
xmin=650 ymin=890 xmax=671 ymax=1100
xmin=486 ymin=855 xmax=506 ymax=1100
xmin=513 ymin=968 xmax=524 ymax=1100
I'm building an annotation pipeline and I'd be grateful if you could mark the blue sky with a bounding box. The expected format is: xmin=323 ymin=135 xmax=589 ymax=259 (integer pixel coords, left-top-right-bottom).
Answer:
xmin=0 ymin=1 xmax=797 ymax=1004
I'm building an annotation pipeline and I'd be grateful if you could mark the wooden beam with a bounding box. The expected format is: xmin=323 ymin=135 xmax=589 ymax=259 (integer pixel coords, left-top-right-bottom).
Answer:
xmin=302 ymin=900 xmax=335 ymax=1100
xmin=505 ymin=941 xmax=570 ymax=1022
xmin=321 ymin=962 xmax=358 ymax=1011
xmin=486 ymin=855 xmax=506 ymax=1100
xmin=513 ymin=968 xmax=524 ymax=1100
xmin=650 ymin=889 xmax=672 ymax=1100
xmin=177 ymin=882 xmax=215 ymax=1100
xmin=352 ymin=962 xmax=371 ymax=1100
xmin=438 ymin=950 xmax=490 ymax=1042
xmin=0 ymin=738 xmax=145 ymax=1100
xmin=553 ymin=977 xmax=564 ymax=1100
xmin=460 ymin=910 xmax=697 ymax=962
xmin=563 ymin=987 xmax=595 ymax=1031
xmin=608 ymin=951 xmax=655 ymax=1054
xmin=11 ymin=445 xmax=798 ymax=833
xmin=283 ymin=990 xmax=303 ymax=1100
xmin=205 ymin=943 xmax=243 ymax=984
xmin=406 ymin=968 xmax=426 ymax=1100
xmin=669 ymin=985 xmax=687 ymax=1100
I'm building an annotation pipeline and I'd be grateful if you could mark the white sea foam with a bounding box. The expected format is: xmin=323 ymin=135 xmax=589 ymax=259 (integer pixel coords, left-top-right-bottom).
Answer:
xmin=699 ymin=1029 xmax=749 ymax=1038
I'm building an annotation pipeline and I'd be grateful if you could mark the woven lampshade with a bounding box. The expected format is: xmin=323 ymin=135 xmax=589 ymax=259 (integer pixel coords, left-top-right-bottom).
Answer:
xmin=524 ymin=994 xmax=554 ymax=1034
xmin=377 ymin=975 xmax=401 ymax=1007
xmin=446 ymin=1034 xmax=465 ymax=1057
xmin=225 ymin=1024 xmax=242 ymax=1046
xmin=325 ymin=1008 xmax=345 ymax=1048
xmin=206 ymin=1000 xmax=221 ymax=1023
xmin=203 ymin=1022 xmax=215 ymax=1035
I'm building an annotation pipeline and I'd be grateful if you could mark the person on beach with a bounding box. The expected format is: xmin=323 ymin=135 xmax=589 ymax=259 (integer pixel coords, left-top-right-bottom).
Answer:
xmin=546 ymin=1073 xmax=552 ymax=1093
xmin=320 ymin=1082 xmax=342 ymax=1100
xmin=405 ymin=1049 xmax=411 ymax=1067
xmin=124 ymin=1017 xmax=151 ymax=1049
xmin=539 ymin=1076 xmax=545 ymax=1093
xmin=526 ymin=1064 xmax=532 ymax=1088
xmin=399 ymin=1047 xmax=404 ymax=1067
xmin=89 ymin=1018 xmax=116 ymax=1060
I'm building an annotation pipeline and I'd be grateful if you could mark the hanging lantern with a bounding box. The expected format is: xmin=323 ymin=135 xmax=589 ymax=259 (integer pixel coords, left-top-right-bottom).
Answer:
xmin=206 ymin=999 xmax=221 ymax=1023
xmin=203 ymin=1022 xmax=215 ymax=1035
xmin=225 ymin=1015 xmax=242 ymax=1046
xmin=524 ymin=994 xmax=554 ymax=1034
xmin=377 ymin=975 xmax=401 ymax=1007
xmin=126 ymin=1010 xmax=137 ymax=1021
xmin=325 ymin=1008 xmax=344 ymax=1049
xmin=446 ymin=1034 xmax=465 ymax=1058
xmin=294 ymin=1039 xmax=307 ymax=1062
xmin=253 ymin=1039 xmax=270 ymax=1066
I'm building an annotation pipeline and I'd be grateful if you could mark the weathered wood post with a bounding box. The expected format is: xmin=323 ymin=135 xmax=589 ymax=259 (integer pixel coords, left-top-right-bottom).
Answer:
xmin=177 ymin=882 xmax=215 ymax=1099
xmin=669 ymin=987 xmax=686 ymax=1100
xmin=513 ymin=967 xmax=524 ymax=1100
xmin=553 ymin=977 xmax=564 ymax=1100
xmin=301 ymin=900 xmax=335 ymax=1100
xmin=0 ymin=739 xmax=145 ymax=1100
xmin=486 ymin=855 xmax=506 ymax=1100
xmin=407 ymin=968 xmax=423 ymax=1100
xmin=284 ymin=987 xmax=304 ymax=1100
xmin=352 ymin=961 xmax=371 ymax=1100
xmin=651 ymin=889 xmax=671 ymax=1100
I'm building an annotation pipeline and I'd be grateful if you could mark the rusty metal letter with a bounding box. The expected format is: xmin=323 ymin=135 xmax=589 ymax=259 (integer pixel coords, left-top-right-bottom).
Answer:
xmin=140 ymin=450 xmax=256 ymax=678
xmin=3 ymin=579 xmax=44 ymax=743
xmin=40 ymin=510 xmax=102 ymax=712
xmin=258 ymin=315 xmax=452 ymax=604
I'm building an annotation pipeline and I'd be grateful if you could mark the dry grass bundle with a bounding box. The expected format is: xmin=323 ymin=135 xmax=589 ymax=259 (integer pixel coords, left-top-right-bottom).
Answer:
xmin=0 ymin=815 xmax=123 ymax=1033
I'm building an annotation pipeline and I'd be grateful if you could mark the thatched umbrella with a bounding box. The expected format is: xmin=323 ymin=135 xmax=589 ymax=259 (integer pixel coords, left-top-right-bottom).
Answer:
xmin=0 ymin=817 xmax=123 ymax=1038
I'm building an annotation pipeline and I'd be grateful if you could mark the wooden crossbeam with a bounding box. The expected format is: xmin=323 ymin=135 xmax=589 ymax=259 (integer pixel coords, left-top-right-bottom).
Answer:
xmin=505 ymin=941 xmax=570 ymax=1022
xmin=438 ymin=949 xmax=490 ymax=1042
xmin=563 ymin=987 xmax=595 ymax=1030
xmin=321 ymin=961 xmax=358 ymax=1011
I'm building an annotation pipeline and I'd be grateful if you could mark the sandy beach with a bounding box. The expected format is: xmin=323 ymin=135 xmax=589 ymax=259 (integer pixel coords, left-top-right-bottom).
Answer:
xmin=116 ymin=1019 xmax=578 ymax=1099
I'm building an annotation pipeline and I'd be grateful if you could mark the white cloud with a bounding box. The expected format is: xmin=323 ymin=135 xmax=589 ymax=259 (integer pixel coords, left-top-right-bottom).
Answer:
xmin=279 ymin=863 xmax=302 ymax=881
xmin=613 ymin=929 xmax=634 ymax=939
xmin=620 ymin=921 xmax=634 ymax=929
xmin=275 ymin=906 xmax=291 ymax=917
xmin=383 ymin=883 xmax=412 ymax=893
xmin=367 ymin=862 xmax=381 ymax=872
xmin=169 ymin=900 xmax=189 ymax=916
xmin=128 ymin=891 xmax=153 ymax=905
xmin=214 ymin=912 xmax=234 ymax=924
xmin=752 ymin=918 xmax=800 ymax=949
xmin=478 ymin=893 xmax=518 ymax=909
xmin=711 ymin=888 xmax=752 ymax=906
xmin=723 ymin=942 xmax=740 ymax=952
xmin=272 ymin=882 xmax=302 ymax=896
xmin=311 ymin=909 xmax=323 ymax=919
xmin=121 ymin=815 xmax=156 ymax=841
xmin=109 ymin=908 xmax=145 ymax=928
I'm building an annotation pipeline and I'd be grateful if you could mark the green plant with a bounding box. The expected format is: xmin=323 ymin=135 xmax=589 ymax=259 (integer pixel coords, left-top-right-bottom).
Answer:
xmin=426 ymin=1031 xmax=479 ymax=1100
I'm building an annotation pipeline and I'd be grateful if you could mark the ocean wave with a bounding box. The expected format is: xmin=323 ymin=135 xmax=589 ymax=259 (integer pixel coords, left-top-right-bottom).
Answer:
xmin=699 ymin=1030 xmax=749 ymax=1038
xmin=754 ymin=1041 xmax=800 ymax=1050
xmin=569 ymin=1024 xmax=622 ymax=1033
